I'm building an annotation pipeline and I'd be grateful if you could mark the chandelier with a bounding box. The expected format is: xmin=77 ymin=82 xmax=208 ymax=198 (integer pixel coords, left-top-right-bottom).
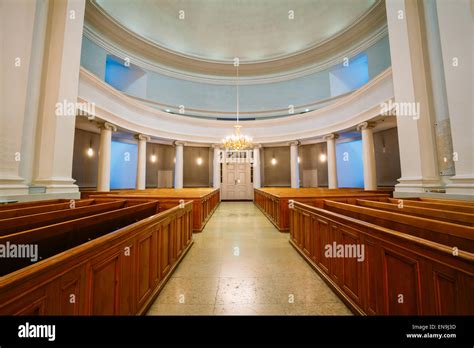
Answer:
xmin=221 ymin=63 xmax=253 ymax=150
xmin=222 ymin=125 xmax=252 ymax=150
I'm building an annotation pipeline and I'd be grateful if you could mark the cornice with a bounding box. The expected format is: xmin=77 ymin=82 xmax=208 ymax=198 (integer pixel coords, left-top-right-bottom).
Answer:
xmin=83 ymin=0 xmax=388 ymax=85
xmin=78 ymin=66 xmax=394 ymax=144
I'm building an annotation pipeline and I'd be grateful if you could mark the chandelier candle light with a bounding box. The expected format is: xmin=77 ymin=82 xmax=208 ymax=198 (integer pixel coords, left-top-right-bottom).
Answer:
xmin=222 ymin=63 xmax=253 ymax=150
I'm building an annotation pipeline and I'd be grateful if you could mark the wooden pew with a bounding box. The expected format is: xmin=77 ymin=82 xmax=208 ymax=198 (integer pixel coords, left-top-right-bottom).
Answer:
xmin=355 ymin=199 xmax=474 ymax=226
xmin=92 ymin=188 xmax=220 ymax=232
xmin=0 ymin=199 xmax=95 ymax=219
xmin=254 ymin=188 xmax=390 ymax=231
xmin=0 ymin=199 xmax=158 ymax=236
xmin=418 ymin=197 xmax=474 ymax=206
xmin=0 ymin=200 xmax=194 ymax=315
xmin=322 ymin=200 xmax=474 ymax=252
xmin=289 ymin=200 xmax=474 ymax=315
xmin=0 ymin=199 xmax=70 ymax=211
xmin=387 ymin=197 xmax=474 ymax=214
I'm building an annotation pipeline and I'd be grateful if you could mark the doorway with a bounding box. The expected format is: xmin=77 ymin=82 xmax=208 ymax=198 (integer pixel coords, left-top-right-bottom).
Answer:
xmin=221 ymin=162 xmax=253 ymax=200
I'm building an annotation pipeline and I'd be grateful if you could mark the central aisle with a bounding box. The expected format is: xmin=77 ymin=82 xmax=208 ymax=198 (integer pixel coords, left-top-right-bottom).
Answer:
xmin=147 ymin=202 xmax=352 ymax=315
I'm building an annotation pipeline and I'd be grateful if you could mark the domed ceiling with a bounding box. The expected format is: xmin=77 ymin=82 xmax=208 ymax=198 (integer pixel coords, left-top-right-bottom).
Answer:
xmin=85 ymin=0 xmax=386 ymax=78
xmin=94 ymin=0 xmax=377 ymax=63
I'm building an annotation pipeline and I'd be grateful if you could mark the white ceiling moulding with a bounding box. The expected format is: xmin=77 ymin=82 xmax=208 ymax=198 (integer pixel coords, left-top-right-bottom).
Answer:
xmin=83 ymin=0 xmax=388 ymax=85
xmin=83 ymin=25 xmax=387 ymax=86
xmin=78 ymin=67 xmax=394 ymax=144
xmin=89 ymin=0 xmax=382 ymax=65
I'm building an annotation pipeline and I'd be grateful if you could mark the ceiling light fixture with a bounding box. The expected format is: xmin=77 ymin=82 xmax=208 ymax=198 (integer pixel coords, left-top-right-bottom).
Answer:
xmin=222 ymin=63 xmax=252 ymax=150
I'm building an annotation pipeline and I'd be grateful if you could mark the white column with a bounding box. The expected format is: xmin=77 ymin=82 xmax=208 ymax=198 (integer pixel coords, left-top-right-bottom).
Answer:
xmin=289 ymin=141 xmax=300 ymax=188
xmin=357 ymin=122 xmax=377 ymax=191
xmin=97 ymin=122 xmax=116 ymax=192
xmin=253 ymin=145 xmax=261 ymax=189
xmin=212 ymin=145 xmax=221 ymax=189
xmin=135 ymin=134 xmax=150 ymax=190
xmin=0 ymin=0 xmax=38 ymax=196
xmin=174 ymin=141 xmax=185 ymax=189
xmin=386 ymin=0 xmax=441 ymax=196
xmin=436 ymin=0 xmax=474 ymax=196
xmin=323 ymin=134 xmax=339 ymax=189
xmin=32 ymin=0 xmax=85 ymax=195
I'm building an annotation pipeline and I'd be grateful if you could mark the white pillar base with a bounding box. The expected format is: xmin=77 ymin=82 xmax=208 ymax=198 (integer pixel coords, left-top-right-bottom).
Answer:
xmin=445 ymin=175 xmax=474 ymax=196
xmin=32 ymin=180 xmax=79 ymax=194
xmin=395 ymin=176 xmax=444 ymax=194
xmin=0 ymin=181 xmax=29 ymax=196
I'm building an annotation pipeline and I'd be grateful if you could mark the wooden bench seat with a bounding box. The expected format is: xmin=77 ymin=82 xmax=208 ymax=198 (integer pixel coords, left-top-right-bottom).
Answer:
xmin=0 ymin=199 xmax=70 ymax=211
xmin=0 ymin=199 xmax=159 ymax=236
xmin=289 ymin=200 xmax=474 ymax=315
xmin=355 ymin=199 xmax=474 ymax=226
xmin=0 ymin=200 xmax=194 ymax=315
xmin=387 ymin=197 xmax=474 ymax=214
xmin=0 ymin=201 xmax=160 ymax=276
xmin=92 ymin=188 xmax=220 ymax=232
xmin=254 ymin=187 xmax=391 ymax=231
xmin=417 ymin=197 xmax=474 ymax=206
xmin=322 ymin=200 xmax=474 ymax=252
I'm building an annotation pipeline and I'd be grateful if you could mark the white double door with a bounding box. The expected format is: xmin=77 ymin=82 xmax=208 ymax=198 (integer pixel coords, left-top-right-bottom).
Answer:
xmin=222 ymin=162 xmax=253 ymax=200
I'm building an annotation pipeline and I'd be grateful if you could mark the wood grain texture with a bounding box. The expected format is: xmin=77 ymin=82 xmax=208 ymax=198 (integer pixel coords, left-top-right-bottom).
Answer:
xmin=0 ymin=201 xmax=194 ymax=315
xmin=254 ymin=188 xmax=390 ymax=231
xmin=90 ymin=188 xmax=220 ymax=232
xmin=289 ymin=200 xmax=474 ymax=315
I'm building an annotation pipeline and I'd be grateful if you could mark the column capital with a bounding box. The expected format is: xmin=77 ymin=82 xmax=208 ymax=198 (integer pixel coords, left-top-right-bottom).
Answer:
xmin=323 ymin=133 xmax=339 ymax=141
xmin=99 ymin=122 xmax=117 ymax=132
xmin=135 ymin=134 xmax=151 ymax=142
xmin=173 ymin=141 xmax=186 ymax=147
xmin=253 ymin=144 xmax=262 ymax=149
xmin=356 ymin=121 xmax=376 ymax=131
xmin=287 ymin=140 xmax=300 ymax=146
xmin=212 ymin=144 xmax=222 ymax=149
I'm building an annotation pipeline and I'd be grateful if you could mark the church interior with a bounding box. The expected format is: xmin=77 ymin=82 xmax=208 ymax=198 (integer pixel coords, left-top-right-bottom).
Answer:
xmin=0 ymin=0 xmax=473 ymax=325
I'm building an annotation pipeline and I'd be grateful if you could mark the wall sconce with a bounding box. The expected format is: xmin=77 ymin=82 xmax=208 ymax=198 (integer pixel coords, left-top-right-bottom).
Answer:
xmin=319 ymin=153 xmax=327 ymax=162
xmin=297 ymin=156 xmax=301 ymax=163
xmin=86 ymin=139 xmax=94 ymax=157
xmin=382 ymin=138 xmax=386 ymax=153
xmin=150 ymin=154 xmax=157 ymax=163
xmin=196 ymin=149 xmax=203 ymax=165
xmin=271 ymin=157 xmax=277 ymax=165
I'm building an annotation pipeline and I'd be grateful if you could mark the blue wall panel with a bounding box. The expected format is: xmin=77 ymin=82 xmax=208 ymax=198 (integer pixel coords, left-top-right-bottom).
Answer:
xmin=110 ymin=141 xmax=137 ymax=189
xmin=336 ymin=140 xmax=364 ymax=188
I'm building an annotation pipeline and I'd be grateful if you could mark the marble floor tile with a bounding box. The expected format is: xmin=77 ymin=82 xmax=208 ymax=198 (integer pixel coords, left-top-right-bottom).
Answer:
xmin=146 ymin=202 xmax=352 ymax=316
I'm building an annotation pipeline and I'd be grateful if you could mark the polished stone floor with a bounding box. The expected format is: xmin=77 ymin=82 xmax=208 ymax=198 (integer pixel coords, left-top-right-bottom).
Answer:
xmin=147 ymin=202 xmax=352 ymax=316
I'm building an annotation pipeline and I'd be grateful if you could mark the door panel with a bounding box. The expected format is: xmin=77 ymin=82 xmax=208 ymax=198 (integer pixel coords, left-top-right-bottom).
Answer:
xmin=222 ymin=160 xmax=252 ymax=200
